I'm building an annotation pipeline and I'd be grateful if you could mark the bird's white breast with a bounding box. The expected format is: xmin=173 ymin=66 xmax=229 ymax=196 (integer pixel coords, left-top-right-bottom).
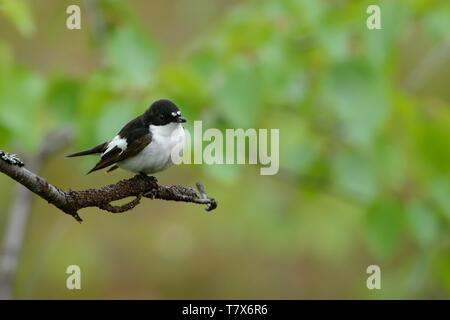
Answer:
xmin=119 ymin=123 xmax=185 ymax=174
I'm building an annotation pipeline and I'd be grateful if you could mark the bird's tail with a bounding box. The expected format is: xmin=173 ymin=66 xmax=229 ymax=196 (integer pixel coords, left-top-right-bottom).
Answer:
xmin=66 ymin=142 xmax=107 ymax=157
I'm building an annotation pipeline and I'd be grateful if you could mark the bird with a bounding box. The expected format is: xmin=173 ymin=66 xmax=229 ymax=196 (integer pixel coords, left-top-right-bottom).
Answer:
xmin=67 ymin=99 xmax=186 ymax=175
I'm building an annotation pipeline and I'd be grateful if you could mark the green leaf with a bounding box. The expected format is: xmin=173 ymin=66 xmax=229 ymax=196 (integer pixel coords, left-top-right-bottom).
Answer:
xmin=406 ymin=201 xmax=439 ymax=248
xmin=318 ymin=25 xmax=350 ymax=61
xmin=257 ymin=38 xmax=307 ymax=107
xmin=373 ymin=137 xmax=408 ymax=192
xmin=332 ymin=151 xmax=377 ymax=202
xmin=214 ymin=58 xmax=262 ymax=127
xmin=429 ymin=179 xmax=450 ymax=223
xmin=325 ymin=60 xmax=390 ymax=149
xmin=104 ymin=26 xmax=159 ymax=89
xmin=422 ymin=4 xmax=450 ymax=42
xmin=365 ymin=199 xmax=406 ymax=259
xmin=46 ymin=78 xmax=81 ymax=123
xmin=0 ymin=68 xmax=45 ymax=151
xmin=360 ymin=1 xmax=410 ymax=66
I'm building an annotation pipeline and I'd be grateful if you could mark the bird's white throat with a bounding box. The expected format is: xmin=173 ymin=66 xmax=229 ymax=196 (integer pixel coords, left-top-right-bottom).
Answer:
xmin=149 ymin=122 xmax=183 ymax=137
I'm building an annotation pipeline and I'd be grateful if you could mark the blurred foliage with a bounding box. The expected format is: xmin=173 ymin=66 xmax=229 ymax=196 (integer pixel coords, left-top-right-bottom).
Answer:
xmin=0 ymin=0 xmax=35 ymax=36
xmin=0 ymin=0 xmax=450 ymax=298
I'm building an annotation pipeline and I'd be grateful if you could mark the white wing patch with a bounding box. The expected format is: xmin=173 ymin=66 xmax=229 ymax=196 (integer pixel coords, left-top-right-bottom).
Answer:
xmin=103 ymin=135 xmax=127 ymax=155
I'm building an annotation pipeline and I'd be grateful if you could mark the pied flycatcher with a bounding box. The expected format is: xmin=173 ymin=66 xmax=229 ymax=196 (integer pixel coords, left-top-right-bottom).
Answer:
xmin=68 ymin=99 xmax=186 ymax=174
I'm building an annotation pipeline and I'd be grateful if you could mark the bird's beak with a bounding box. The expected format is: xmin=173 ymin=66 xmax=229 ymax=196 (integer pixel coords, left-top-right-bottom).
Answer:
xmin=176 ymin=116 xmax=187 ymax=123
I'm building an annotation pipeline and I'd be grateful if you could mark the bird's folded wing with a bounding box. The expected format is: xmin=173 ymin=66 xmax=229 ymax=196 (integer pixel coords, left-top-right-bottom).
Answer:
xmin=88 ymin=132 xmax=152 ymax=174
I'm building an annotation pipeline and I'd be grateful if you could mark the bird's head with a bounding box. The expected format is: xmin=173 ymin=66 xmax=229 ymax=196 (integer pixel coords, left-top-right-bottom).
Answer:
xmin=144 ymin=99 xmax=186 ymax=126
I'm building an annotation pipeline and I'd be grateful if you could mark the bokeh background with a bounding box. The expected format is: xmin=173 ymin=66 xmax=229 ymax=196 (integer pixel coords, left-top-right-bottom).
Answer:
xmin=0 ymin=0 xmax=449 ymax=299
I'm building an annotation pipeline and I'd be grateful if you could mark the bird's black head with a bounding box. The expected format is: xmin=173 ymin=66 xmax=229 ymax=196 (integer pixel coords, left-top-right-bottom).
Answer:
xmin=143 ymin=99 xmax=186 ymax=126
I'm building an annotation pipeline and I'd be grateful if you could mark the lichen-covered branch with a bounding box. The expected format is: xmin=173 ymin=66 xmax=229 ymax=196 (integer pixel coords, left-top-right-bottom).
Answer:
xmin=0 ymin=150 xmax=217 ymax=222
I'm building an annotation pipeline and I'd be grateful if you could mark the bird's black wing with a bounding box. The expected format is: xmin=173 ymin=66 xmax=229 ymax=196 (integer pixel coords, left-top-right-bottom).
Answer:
xmin=118 ymin=115 xmax=145 ymax=137
xmin=87 ymin=127 xmax=152 ymax=174
xmin=67 ymin=115 xmax=145 ymax=158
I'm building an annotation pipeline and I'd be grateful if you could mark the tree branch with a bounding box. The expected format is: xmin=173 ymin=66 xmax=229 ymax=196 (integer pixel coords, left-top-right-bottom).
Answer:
xmin=0 ymin=150 xmax=217 ymax=223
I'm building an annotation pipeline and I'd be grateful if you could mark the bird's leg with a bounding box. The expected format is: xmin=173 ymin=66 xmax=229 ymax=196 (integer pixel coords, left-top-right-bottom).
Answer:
xmin=135 ymin=173 xmax=158 ymax=198
xmin=138 ymin=172 xmax=157 ymax=182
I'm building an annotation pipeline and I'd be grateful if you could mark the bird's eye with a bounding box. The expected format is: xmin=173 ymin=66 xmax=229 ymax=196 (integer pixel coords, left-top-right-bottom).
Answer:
xmin=159 ymin=114 xmax=164 ymax=120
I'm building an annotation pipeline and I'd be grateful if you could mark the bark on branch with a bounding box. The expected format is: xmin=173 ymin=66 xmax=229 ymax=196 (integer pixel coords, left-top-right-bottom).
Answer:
xmin=0 ymin=150 xmax=217 ymax=222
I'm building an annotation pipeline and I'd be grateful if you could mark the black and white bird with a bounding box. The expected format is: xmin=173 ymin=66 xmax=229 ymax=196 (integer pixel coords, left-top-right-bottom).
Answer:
xmin=68 ymin=99 xmax=186 ymax=175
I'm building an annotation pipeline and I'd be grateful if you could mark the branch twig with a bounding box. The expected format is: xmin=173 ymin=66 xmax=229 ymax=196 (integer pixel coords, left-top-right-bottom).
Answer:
xmin=0 ymin=150 xmax=217 ymax=223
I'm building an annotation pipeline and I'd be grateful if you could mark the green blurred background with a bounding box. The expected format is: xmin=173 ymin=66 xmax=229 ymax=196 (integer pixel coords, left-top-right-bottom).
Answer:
xmin=0 ymin=0 xmax=449 ymax=299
